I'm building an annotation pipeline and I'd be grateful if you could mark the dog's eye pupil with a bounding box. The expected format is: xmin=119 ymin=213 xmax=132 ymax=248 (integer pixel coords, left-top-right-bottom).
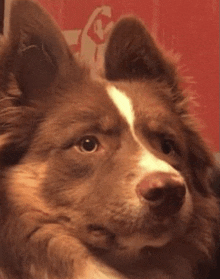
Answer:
xmin=161 ymin=139 xmax=173 ymax=155
xmin=79 ymin=137 xmax=99 ymax=152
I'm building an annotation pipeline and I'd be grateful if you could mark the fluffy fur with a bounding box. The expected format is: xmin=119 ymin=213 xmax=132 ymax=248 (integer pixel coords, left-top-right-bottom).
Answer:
xmin=0 ymin=1 xmax=219 ymax=278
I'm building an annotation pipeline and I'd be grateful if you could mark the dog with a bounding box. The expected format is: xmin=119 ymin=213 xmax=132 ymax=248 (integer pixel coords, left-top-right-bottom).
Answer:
xmin=0 ymin=0 xmax=219 ymax=278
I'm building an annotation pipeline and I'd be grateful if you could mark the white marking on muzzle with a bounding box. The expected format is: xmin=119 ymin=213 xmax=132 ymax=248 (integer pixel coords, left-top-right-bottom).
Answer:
xmin=139 ymin=150 xmax=178 ymax=174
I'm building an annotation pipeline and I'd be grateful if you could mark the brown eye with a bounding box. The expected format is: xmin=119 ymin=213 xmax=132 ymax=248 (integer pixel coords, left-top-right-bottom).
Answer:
xmin=161 ymin=139 xmax=174 ymax=155
xmin=78 ymin=136 xmax=99 ymax=153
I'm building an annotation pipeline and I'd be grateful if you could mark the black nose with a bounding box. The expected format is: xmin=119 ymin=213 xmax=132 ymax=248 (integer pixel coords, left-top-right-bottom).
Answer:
xmin=137 ymin=172 xmax=186 ymax=217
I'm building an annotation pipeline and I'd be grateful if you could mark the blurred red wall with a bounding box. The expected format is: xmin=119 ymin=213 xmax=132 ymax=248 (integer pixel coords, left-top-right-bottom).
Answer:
xmin=37 ymin=0 xmax=219 ymax=151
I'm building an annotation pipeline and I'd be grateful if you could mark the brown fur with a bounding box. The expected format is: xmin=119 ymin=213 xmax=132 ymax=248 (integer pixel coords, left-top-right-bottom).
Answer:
xmin=0 ymin=1 xmax=219 ymax=278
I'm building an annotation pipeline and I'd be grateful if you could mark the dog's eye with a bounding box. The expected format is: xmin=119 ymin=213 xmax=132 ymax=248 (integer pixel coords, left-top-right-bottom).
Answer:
xmin=78 ymin=136 xmax=99 ymax=153
xmin=161 ymin=139 xmax=175 ymax=155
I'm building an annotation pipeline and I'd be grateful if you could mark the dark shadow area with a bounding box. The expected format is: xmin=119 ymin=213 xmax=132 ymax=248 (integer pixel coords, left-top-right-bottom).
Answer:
xmin=208 ymin=164 xmax=220 ymax=278
xmin=0 ymin=0 xmax=4 ymax=34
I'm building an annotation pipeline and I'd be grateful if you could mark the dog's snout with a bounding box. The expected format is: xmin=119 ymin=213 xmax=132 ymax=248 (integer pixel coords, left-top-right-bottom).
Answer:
xmin=137 ymin=172 xmax=186 ymax=216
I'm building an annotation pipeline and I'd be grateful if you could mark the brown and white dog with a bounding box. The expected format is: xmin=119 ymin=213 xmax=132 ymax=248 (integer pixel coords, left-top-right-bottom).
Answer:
xmin=0 ymin=0 xmax=219 ymax=278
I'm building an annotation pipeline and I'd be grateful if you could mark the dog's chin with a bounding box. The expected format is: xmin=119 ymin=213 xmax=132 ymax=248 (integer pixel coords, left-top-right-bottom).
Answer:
xmin=82 ymin=223 xmax=173 ymax=258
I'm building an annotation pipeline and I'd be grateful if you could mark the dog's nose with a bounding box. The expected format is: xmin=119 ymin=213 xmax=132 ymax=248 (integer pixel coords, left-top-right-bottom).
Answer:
xmin=137 ymin=172 xmax=186 ymax=217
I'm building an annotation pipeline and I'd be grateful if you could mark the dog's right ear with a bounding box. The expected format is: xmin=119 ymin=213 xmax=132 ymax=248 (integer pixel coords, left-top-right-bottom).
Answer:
xmin=4 ymin=0 xmax=80 ymax=104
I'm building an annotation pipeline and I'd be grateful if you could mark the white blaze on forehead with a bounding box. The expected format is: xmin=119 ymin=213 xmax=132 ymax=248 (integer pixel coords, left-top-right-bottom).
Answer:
xmin=107 ymin=85 xmax=135 ymax=130
xmin=106 ymin=85 xmax=178 ymax=176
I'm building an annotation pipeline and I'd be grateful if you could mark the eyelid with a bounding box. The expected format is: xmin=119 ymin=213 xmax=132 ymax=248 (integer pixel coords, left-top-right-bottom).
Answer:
xmin=160 ymin=135 xmax=182 ymax=157
xmin=62 ymin=134 xmax=99 ymax=150
xmin=77 ymin=136 xmax=100 ymax=153
xmin=61 ymin=126 xmax=99 ymax=149
xmin=143 ymin=127 xmax=182 ymax=156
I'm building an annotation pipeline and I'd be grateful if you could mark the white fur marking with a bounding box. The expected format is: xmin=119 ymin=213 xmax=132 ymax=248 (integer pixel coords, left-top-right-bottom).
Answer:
xmin=139 ymin=150 xmax=178 ymax=175
xmin=80 ymin=258 xmax=124 ymax=279
xmin=107 ymin=86 xmax=178 ymax=176
xmin=107 ymin=86 xmax=135 ymax=131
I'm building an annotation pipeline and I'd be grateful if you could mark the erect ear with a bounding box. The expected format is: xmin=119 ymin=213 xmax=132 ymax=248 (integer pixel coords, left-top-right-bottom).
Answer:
xmin=6 ymin=0 xmax=78 ymax=103
xmin=105 ymin=17 xmax=177 ymax=85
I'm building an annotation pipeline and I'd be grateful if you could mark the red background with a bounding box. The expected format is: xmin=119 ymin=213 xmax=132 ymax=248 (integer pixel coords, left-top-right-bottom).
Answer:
xmin=38 ymin=0 xmax=219 ymax=152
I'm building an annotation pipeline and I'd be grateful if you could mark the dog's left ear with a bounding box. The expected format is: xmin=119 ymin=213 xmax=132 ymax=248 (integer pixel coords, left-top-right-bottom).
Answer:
xmin=105 ymin=17 xmax=177 ymax=85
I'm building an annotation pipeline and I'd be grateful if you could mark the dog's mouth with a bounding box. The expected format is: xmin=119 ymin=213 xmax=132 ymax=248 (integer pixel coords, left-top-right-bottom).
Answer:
xmin=86 ymin=224 xmax=116 ymax=249
xmin=84 ymin=222 xmax=172 ymax=255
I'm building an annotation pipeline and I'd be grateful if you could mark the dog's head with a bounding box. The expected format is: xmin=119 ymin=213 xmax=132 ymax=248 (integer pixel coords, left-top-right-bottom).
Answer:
xmin=0 ymin=0 xmax=219 ymax=270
